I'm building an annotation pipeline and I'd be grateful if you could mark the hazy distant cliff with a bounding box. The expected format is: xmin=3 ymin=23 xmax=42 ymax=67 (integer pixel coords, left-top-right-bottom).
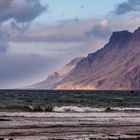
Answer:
xmin=33 ymin=27 xmax=140 ymax=90
xmin=31 ymin=57 xmax=84 ymax=89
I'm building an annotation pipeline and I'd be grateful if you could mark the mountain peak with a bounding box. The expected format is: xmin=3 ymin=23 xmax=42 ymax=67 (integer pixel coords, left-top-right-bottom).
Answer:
xmin=30 ymin=26 xmax=140 ymax=90
xmin=53 ymin=26 xmax=140 ymax=90
xmin=134 ymin=26 xmax=140 ymax=33
xmin=133 ymin=26 xmax=140 ymax=38
xmin=108 ymin=30 xmax=132 ymax=47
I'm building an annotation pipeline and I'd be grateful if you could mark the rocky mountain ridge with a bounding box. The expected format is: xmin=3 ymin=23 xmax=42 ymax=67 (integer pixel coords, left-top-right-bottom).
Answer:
xmin=32 ymin=27 xmax=140 ymax=90
xmin=54 ymin=27 xmax=140 ymax=90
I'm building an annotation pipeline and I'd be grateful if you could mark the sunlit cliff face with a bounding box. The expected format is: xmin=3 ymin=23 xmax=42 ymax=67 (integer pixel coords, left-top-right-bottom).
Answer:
xmin=55 ymin=85 xmax=96 ymax=90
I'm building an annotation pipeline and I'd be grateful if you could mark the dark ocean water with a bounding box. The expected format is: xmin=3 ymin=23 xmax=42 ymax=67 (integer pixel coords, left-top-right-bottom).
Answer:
xmin=0 ymin=90 xmax=140 ymax=112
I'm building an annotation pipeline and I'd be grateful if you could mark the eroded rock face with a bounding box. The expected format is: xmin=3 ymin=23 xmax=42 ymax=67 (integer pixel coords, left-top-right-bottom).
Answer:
xmin=133 ymin=27 xmax=140 ymax=39
xmin=129 ymin=66 xmax=140 ymax=89
xmin=108 ymin=30 xmax=132 ymax=48
xmin=31 ymin=27 xmax=140 ymax=90
xmin=54 ymin=27 xmax=140 ymax=90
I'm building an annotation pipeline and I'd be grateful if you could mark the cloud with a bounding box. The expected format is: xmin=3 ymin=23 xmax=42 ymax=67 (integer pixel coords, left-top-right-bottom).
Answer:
xmin=85 ymin=19 xmax=111 ymax=39
xmin=0 ymin=0 xmax=46 ymax=53
xmin=0 ymin=0 xmax=12 ymax=11
xmin=6 ymin=16 xmax=140 ymax=51
xmin=8 ymin=20 xmax=89 ymax=42
xmin=0 ymin=0 xmax=46 ymax=23
xmin=114 ymin=0 xmax=140 ymax=15
xmin=8 ymin=19 xmax=110 ymax=43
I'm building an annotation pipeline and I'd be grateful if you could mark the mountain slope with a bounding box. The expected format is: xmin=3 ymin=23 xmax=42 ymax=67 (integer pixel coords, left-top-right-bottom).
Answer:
xmin=54 ymin=27 xmax=140 ymax=90
xmin=31 ymin=57 xmax=84 ymax=89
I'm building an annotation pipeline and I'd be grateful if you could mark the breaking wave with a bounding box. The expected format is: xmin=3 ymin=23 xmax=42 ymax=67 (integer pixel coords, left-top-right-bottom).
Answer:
xmin=53 ymin=106 xmax=140 ymax=113
xmin=53 ymin=106 xmax=105 ymax=112
xmin=1 ymin=106 xmax=140 ymax=113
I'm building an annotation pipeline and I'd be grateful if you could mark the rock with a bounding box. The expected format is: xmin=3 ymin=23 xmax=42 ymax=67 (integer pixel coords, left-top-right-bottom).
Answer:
xmin=105 ymin=107 xmax=113 ymax=112
xmin=45 ymin=106 xmax=53 ymax=112
xmin=109 ymin=30 xmax=132 ymax=47
xmin=28 ymin=105 xmax=35 ymax=111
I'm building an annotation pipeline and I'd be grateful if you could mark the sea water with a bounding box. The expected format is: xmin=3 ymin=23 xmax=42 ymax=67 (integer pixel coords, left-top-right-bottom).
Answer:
xmin=0 ymin=90 xmax=140 ymax=140
xmin=0 ymin=90 xmax=140 ymax=112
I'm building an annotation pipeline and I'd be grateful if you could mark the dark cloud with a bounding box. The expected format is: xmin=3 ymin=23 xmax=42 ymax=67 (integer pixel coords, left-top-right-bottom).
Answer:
xmin=0 ymin=0 xmax=46 ymax=23
xmin=0 ymin=0 xmax=12 ymax=11
xmin=115 ymin=0 xmax=140 ymax=15
xmin=10 ymin=21 xmax=31 ymax=32
xmin=0 ymin=0 xmax=46 ymax=52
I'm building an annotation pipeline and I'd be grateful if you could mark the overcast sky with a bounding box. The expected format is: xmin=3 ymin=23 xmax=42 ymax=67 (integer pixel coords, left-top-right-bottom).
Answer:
xmin=0 ymin=0 xmax=140 ymax=89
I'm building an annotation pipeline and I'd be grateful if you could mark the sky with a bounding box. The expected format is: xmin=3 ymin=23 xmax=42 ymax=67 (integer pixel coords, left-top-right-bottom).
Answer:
xmin=0 ymin=0 xmax=140 ymax=89
xmin=39 ymin=0 xmax=123 ymax=23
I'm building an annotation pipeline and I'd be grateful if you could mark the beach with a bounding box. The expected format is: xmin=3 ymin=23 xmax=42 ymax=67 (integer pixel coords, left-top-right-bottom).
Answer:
xmin=0 ymin=109 xmax=140 ymax=140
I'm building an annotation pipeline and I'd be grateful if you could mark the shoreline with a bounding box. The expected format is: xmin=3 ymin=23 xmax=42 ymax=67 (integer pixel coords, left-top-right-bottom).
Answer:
xmin=0 ymin=111 xmax=140 ymax=140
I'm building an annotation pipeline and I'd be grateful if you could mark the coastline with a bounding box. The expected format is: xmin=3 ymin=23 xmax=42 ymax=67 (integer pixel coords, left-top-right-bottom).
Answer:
xmin=0 ymin=111 xmax=140 ymax=140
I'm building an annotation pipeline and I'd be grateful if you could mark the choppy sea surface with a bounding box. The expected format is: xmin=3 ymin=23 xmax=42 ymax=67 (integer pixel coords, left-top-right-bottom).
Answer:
xmin=0 ymin=90 xmax=140 ymax=112
xmin=0 ymin=90 xmax=140 ymax=140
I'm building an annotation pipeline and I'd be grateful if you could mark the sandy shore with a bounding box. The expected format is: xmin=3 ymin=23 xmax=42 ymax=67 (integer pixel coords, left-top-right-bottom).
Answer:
xmin=0 ymin=111 xmax=140 ymax=140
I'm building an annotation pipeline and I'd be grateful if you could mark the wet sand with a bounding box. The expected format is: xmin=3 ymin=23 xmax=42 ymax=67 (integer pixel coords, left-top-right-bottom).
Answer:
xmin=0 ymin=111 xmax=140 ymax=140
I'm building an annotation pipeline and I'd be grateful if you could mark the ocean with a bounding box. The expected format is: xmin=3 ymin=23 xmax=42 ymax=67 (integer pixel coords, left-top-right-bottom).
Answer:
xmin=0 ymin=90 xmax=140 ymax=140
xmin=0 ymin=90 xmax=140 ymax=112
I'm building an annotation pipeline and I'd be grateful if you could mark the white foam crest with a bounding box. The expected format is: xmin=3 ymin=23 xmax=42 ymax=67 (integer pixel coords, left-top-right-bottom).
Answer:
xmin=53 ymin=106 xmax=140 ymax=112
xmin=53 ymin=106 xmax=105 ymax=112
xmin=113 ymin=107 xmax=140 ymax=111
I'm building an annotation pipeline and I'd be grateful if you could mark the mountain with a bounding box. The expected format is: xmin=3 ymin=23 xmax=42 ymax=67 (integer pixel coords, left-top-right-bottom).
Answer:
xmin=31 ymin=57 xmax=84 ymax=89
xmin=53 ymin=27 xmax=140 ymax=90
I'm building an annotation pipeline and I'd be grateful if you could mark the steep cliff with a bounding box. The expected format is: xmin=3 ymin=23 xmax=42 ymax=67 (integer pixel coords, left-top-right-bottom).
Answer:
xmin=54 ymin=27 xmax=140 ymax=90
